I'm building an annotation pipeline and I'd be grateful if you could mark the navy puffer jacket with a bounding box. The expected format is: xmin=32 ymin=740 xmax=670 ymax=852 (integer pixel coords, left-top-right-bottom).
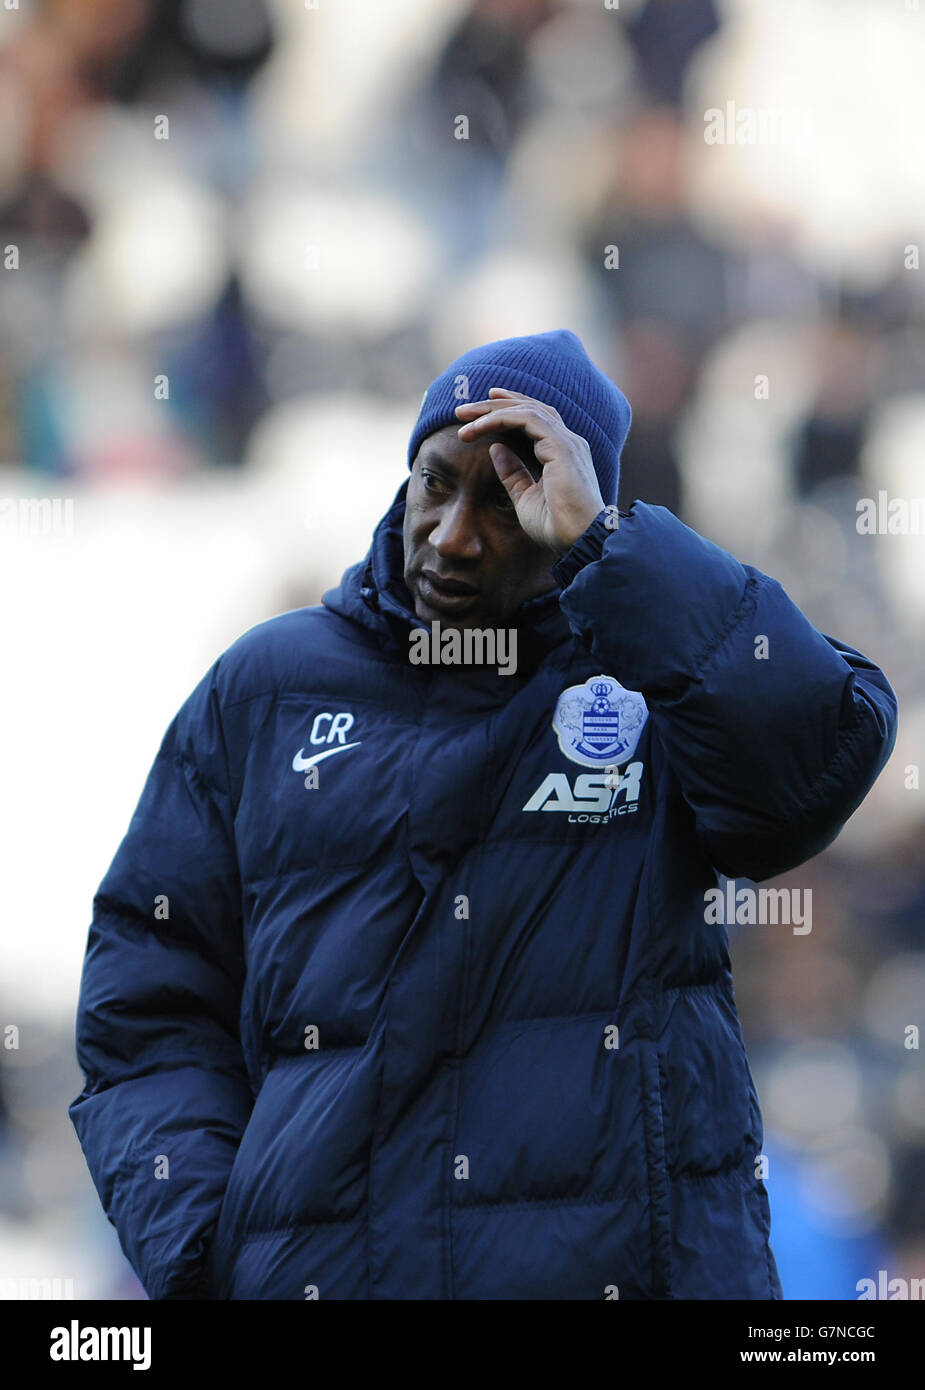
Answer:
xmin=69 ymin=482 xmax=897 ymax=1299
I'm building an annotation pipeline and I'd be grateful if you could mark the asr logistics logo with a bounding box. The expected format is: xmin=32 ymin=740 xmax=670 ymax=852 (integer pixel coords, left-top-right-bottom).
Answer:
xmin=522 ymin=762 xmax=644 ymax=822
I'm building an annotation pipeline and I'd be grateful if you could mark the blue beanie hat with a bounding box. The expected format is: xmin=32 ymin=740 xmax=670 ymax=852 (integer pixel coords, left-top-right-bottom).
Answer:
xmin=407 ymin=328 xmax=631 ymax=506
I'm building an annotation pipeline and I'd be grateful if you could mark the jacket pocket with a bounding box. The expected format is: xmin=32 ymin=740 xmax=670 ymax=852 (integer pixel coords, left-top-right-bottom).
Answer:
xmin=658 ymin=980 xmax=756 ymax=1178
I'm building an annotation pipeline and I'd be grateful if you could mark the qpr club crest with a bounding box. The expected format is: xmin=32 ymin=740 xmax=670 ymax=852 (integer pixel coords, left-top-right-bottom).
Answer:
xmin=552 ymin=674 xmax=648 ymax=769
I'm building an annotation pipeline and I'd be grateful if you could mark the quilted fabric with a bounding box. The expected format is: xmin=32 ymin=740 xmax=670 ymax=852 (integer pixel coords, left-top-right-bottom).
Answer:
xmin=69 ymin=482 xmax=897 ymax=1299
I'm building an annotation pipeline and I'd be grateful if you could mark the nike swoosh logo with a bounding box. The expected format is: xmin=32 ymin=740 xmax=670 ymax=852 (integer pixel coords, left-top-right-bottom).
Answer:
xmin=292 ymin=741 xmax=362 ymax=772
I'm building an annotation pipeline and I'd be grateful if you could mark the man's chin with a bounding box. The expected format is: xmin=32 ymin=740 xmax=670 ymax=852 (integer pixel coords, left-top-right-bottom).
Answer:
xmin=414 ymin=604 xmax=489 ymax=630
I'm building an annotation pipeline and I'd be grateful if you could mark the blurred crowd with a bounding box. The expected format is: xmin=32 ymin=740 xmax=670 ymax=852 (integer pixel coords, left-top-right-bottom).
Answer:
xmin=0 ymin=0 xmax=923 ymax=1299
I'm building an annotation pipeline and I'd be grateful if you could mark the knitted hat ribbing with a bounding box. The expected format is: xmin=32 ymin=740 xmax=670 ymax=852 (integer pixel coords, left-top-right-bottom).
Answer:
xmin=407 ymin=328 xmax=631 ymax=505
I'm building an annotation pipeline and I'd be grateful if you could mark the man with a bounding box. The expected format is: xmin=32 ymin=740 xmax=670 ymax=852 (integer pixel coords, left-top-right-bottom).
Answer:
xmin=69 ymin=329 xmax=897 ymax=1300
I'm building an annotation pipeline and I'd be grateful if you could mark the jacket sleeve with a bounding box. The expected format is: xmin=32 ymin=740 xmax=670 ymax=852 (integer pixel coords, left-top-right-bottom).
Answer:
xmin=551 ymin=502 xmax=898 ymax=882
xmin=68 ymin=658 xmax=254 ymax=1299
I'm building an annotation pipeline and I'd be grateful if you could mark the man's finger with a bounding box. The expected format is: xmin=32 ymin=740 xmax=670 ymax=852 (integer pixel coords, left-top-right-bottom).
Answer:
xmin=456 ymin=403 xmax=553 ymax=440
xmin=456 ymin=392 xmax=559 ymax=422
xmin=488 ymin=387 xmax=561 ymax=420
xmin=489 ymin=441 xmax=538 ymax=501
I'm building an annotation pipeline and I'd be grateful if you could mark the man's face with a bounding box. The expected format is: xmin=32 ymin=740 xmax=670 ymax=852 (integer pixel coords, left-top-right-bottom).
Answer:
xmin=403 ymin=422 xmax=559 ymax=628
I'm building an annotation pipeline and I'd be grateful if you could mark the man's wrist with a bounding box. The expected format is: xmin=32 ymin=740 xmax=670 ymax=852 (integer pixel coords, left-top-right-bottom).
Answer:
xmin=551 ymin=505 xmax=618 ymax=587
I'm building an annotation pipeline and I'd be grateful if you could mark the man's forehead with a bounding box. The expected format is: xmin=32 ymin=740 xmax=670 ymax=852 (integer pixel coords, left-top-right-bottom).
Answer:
xmin=417 ymin=425 xmax=537 ymax=476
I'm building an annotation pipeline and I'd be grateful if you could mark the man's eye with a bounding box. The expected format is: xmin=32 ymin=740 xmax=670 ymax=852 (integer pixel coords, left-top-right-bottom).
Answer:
xmin=421 ymin=471 xmax=444 ymax=492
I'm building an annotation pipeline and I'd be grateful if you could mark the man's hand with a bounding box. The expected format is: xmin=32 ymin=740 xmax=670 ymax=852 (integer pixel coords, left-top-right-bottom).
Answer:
xmin=455 ymin=387 xmax=606 ymax=556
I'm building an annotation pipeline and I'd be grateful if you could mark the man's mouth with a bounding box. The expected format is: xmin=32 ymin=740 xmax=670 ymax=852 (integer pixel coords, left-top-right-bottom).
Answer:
xmin=419 ymin=569 xmax=480 ymax=613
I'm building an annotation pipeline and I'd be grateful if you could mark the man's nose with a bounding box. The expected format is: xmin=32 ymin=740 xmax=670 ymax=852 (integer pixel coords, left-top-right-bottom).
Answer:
xmin=430 ymin=499 xmax=483 ymax=561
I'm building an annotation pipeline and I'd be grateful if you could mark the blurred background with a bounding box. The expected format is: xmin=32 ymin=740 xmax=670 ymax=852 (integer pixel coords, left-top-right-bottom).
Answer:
xmin=1 ymin=0 xmax=923 ymax=1300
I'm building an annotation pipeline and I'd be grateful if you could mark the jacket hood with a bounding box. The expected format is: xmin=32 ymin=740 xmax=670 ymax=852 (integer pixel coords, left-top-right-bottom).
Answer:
xmin=321 ymin=477 xmax=573 ymax=673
